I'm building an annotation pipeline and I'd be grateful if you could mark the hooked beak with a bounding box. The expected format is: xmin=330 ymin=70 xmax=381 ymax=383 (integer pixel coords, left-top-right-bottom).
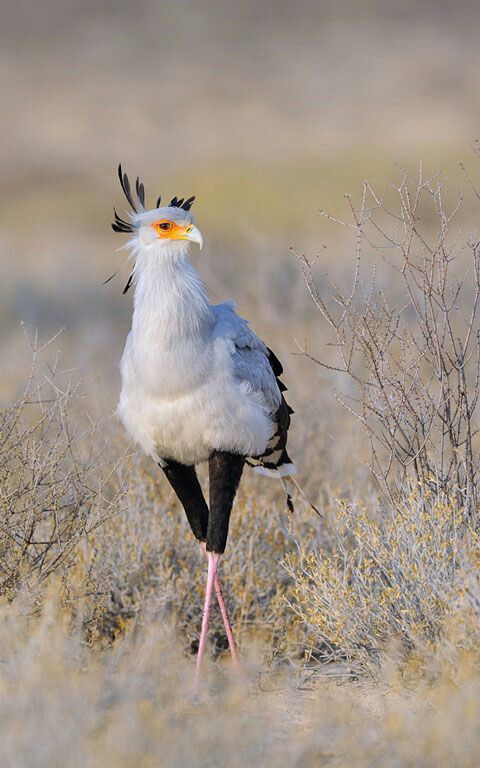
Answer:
xmin=184 ymin=224 xmax=203 ymax=250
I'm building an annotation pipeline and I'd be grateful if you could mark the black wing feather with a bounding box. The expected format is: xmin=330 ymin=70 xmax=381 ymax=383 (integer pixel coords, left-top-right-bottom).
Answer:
xmin=267 ymin=346 xmax=284 ymax=377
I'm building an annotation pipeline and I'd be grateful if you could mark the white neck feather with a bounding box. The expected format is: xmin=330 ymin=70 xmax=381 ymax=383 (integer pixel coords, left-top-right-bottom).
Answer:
xmin=130 ymin=242 xmax=214 ymax=344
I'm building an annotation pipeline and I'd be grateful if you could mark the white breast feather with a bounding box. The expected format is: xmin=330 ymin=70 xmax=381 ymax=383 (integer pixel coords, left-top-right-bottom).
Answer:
xmin=117 ymin=247 xmax=281 ymax=466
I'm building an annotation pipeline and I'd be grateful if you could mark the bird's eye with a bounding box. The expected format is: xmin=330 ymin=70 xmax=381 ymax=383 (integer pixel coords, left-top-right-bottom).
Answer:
xmin=158 ymin=221 xmax=172 ymax=231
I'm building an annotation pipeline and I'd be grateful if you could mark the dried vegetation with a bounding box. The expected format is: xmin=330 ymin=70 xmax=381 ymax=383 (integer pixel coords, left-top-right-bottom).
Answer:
xmin=1 ymin=164 xmax=480 ymax=765
xmin=288 ymin=164 xmax=480 ymax=681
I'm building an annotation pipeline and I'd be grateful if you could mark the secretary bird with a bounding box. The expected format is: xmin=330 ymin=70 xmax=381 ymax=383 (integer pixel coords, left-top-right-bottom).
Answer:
xmin=111 ymin=166 xmax=296 ymax=687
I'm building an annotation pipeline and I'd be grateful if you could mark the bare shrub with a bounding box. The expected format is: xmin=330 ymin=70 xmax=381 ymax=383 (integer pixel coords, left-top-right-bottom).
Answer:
xmin=288 ymin=163 xmax=480 ymax=671
xmin=0 ymin=332 xmax=124 ymax=599
xmin=296 ymin=164 xmax=480 ymax=517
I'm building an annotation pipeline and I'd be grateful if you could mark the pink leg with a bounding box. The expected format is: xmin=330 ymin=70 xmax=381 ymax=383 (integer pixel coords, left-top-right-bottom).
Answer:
xmin=200 ymin=543 xmax=239 ymax=665
xmin=214 ymin=573 xmax=239 ymax=666
xmin=195 ymin=551 xmax=220 ymax=691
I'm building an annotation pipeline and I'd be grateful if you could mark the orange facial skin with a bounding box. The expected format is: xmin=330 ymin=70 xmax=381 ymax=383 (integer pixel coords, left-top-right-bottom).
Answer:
xmin=151 ymin=219 xmax=193 ymax=240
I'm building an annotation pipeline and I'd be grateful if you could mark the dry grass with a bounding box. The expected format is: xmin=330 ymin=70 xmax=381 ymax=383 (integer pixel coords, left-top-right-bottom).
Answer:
xmin=283 ymin=164 xmax=480 ymax=690
xmin=3 ymin=7 xmax=480 ymax=753
xmin=0 ymin=589 xmax=479 ymax=767
xmin=2 ymin=4 xmax=480 ymax=763
xmin=1 ymin=166 xmax=480 ymax=766
xmin=0 ymin=182 xmax=480 ymax=768
xmin=287 ymin=489 xmax=480 ymax=674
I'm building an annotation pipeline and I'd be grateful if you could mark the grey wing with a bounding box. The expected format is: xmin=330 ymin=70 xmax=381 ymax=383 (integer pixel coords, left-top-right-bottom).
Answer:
xmin=213 ymin=301 xmax=282 ymax=414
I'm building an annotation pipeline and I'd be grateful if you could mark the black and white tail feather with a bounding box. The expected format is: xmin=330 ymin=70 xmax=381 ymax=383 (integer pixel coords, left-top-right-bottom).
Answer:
xmin=247 ymin=348 xmax=321 ymax=517
xmin=246 ymin=347 xmax=294 ymax=476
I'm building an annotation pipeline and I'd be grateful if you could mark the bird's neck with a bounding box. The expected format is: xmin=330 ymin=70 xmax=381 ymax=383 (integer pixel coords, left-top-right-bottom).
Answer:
xmin=131 ymin=242 xmax=214 ymax=344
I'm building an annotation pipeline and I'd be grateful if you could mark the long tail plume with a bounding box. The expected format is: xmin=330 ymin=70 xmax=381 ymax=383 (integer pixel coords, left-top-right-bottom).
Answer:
xmin=281 ymin=476 xmax=322 ymax=517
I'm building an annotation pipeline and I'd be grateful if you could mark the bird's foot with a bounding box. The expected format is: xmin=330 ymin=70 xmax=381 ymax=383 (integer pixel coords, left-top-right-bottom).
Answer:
xmin=194 ymin=550 xmax=219 ymax=694
xmin=198 ymin=543 xmax=240 ymax=669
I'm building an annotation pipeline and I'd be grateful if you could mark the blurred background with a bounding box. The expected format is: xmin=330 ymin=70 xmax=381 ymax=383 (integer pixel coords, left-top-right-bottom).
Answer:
xmin=1 ymin=0 xmax=480 ymax=416
xmin=2 ymin=7 xmax=480 ymax=760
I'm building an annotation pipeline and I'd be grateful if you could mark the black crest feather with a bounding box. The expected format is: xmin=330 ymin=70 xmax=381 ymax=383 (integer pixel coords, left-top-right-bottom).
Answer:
xmin=182 ymin=195 xmax=195 ymax=211
xmin=112 ymin=164 xmax=148 ymax=233
xmin=110 ymin=165 xmax=196 ymax=293
xmin=135 ymin=177 xmax=145 ymax=209
xmin=117 ymin=164 xmax=137 ymax=212
xmin=114 ymin=164 xmax=196 ymax=223
xmin=111 ymin=207 xmax=134 ymax=234
xmin=123 ymin=273 xmax=134 ymax=294
xmin=168 ymin=194 xmax=195 ymax=211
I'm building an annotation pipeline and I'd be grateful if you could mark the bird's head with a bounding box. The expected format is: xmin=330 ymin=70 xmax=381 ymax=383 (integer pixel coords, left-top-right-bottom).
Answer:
xmin=111 ymin=165 xmax=203 ymax=265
